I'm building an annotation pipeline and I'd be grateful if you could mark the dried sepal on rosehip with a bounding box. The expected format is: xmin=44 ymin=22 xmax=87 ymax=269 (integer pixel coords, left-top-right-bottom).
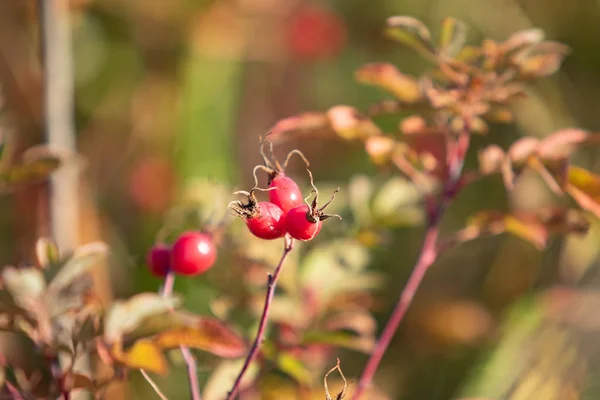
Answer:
xmin=254 ymin=139 xmax=309 ymax=213
xmin=228 ymin=187 xmax=287 ymax=240
xmin=285 ymin=169 xmax=341 ymax=241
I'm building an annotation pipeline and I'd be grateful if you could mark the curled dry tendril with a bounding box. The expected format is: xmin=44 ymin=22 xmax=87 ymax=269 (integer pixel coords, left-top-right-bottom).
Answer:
xmin=324 ymin=358 xmax=349 ymax=400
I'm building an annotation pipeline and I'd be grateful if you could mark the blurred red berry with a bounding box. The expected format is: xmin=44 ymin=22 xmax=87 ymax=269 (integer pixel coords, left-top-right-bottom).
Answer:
xmin=268 ymin=173 xmax=303 ymax=214
xmin=146 ymin=244 xmax=171 ymax=277
xmin=286 ymin=4 xmax=346 ymax=61
xmin=128 ymin=155 xmax=175 ymax=214
xmin=171 ymin=232 xmax=217 ymax=276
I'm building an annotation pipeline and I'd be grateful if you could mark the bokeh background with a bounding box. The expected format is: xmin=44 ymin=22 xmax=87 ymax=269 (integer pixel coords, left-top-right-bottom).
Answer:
xmin=2 ymin=0 xmax=600 ymax=399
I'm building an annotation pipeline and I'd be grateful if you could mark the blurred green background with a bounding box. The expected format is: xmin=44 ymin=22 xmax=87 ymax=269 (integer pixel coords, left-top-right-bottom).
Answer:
xmin=2 ymin=0 xmax=600 ymax=399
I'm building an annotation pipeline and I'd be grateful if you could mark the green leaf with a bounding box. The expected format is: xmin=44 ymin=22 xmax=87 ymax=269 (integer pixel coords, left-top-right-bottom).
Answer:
xmin=439 ymin=17 xmax=467 ymax=58
xmin=0 ymin=145 xmax=62 ymax=192
xmin=275 ymin=352 xmax=312 ymax=385
xmin=371 ymin=176 xmax=424 ymax=227
xmin=2 ymin=267 xmax=46 ymax=309
xmin=385 ymin=16 xmax=436 ymax=59
xmin=304 ymin=331 xmax=375 ymax=353
xmin=348 ymin=175 xmax=375 ymax=226
xmin=203 ymin=359 xmax=259 ymax=400
xmin=47 ymin=242 xmax=108 ymax=294
xmin=35 ymin=237 xmax=60 ymax=269
xmin=300 ymin=239 xmax=381 ymax=310
xmin=104 ymin=293 xmax=182 ymax=343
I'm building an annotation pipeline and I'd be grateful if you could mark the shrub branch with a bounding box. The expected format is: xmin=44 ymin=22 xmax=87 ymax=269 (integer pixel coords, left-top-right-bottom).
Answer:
xmin=226 ymin=235 xmax=295 ymax=399
xmin=352 ymin=123 xmax=471 ymax=399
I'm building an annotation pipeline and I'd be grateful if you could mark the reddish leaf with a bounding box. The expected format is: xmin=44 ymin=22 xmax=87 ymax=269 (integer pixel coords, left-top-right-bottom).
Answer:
xmin=478 ymin=145 xmax=505 ymax=175
xmin=501 ymin=28 xmax=545 ymax=56
xmin=518 ymin=41 xmax=570 ymax=78
xmin=269 ymin=112 xmax=330 ymax=139
xmin=327 ymin=106 xmax=381 ymax=140
xmin=468 ymin=211 xmax=548 ymax=249
xmin=537 ymin=128 xmax=588 ymax=162
xmin=364 ymin=136 xmax=397 ymax=165
xmin=154 ymin=316 xmax=246 ymax=358
xmin=355 ymin=63 xmax=421 ymax=102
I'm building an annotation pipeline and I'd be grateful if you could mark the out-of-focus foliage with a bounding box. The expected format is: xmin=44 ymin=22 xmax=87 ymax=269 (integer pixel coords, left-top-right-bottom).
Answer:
xmin=2 ymin=0 xmax=600 ymax=399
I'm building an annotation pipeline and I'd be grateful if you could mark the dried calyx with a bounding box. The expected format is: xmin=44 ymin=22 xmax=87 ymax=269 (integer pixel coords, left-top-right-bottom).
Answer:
xmin=228 ymin=189 xmax=261 ymax=220
xmin=257 ymin=136 xmax=309 ymax=183
xmin=303 ymin=169 xmax=341 ymax=223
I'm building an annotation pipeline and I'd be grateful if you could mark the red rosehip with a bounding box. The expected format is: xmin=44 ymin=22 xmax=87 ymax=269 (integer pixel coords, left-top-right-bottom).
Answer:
xmin=268 ymin=173 xmax=303 ymax=214
xmin=247 ymin=202 xmax=286 ymax=240
xmin=229 ymin=190 xmax=286 ymax=240
xmin=284 ymin=170 xmax=341 ymax=241
xmin=285 ymin=204 xmax=322 ymax=241
xmin=146 ymin=244 xmax=171 ymax=277
xmin=171 ymin=232 xmax=217 ymax=276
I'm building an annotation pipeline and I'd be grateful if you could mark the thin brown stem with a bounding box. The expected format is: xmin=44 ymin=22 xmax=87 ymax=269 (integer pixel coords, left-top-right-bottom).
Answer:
xmin=140 ymin=370 xmax=169 ymax=400
xmin=352 ymin=128 xmax=471 ymax=399
xmin=226 ymin=235 xmax=295 ymax=399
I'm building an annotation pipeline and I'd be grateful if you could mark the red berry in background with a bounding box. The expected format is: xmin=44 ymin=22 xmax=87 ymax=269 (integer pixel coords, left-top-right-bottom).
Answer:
xmin=285 ymin=204 xmax=322 ymax=241
xmin=128 ymin=154 xmax=176 ymax=214
xmin=246 ymin=202 xmax=286 ymax=240
xmin=171 ymin=232 xmax=217 ymax=276
xmin=286 ymin=4 xmax=347 ymax=61
xmin=268 ymin=173 xmax=303 ymax=214
xmin=146 ymin=244 xmax=171 ymax=277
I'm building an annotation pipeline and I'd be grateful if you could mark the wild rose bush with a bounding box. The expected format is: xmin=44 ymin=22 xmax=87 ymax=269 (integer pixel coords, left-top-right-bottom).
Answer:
xmin=1 ymin=14 xmax=598 ymax=400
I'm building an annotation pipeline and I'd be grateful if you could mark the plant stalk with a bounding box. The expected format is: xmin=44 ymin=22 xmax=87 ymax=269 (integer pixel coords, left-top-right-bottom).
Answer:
xmin=352 ymin=128 xmax=471 ymax=399
xmin=226 ymin=235 xmax=295 ymax=399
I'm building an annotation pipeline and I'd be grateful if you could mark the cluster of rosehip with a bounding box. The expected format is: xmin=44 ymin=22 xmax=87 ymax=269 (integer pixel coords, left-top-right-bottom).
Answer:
xmin=145 ymin=146 xmax=339 ymax=278
xmin=228 ymin=147 xmax=340 ymax=242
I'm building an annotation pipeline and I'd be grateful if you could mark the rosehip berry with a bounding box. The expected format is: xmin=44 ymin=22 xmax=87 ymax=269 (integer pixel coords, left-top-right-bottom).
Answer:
xmin=146 ymin=244 xmax=171 ymax=277
xmin=285 ymin=204 xmax=322 ymax=241
xmin=284 ymin=170 xmax=341 ymax=241
xmin=229 ymin=190 xmax=286 ymax=240
xmin=171 ymin=232 xmax=217 ymax=276
xmin=268 ymin=173 xmax=303 ymax=214
xmin=255 ymin=147 xmax=309 ymax=213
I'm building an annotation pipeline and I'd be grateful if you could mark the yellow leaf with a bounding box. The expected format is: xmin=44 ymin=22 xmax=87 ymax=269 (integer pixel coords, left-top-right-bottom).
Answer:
xmin=154 ymin=317 xmax=246 ymax=358
xmin=327 ymin=106 xmax=381 ymax=141
xmin=112 ymin=340 xmax=167 ymax=375
xmin=567 ymin=166 xmax=600 ymax=218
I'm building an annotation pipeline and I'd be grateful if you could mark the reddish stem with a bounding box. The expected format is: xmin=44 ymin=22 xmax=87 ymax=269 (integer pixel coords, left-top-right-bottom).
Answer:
xmin=181 ymin=346 xmax=202 ymax=400
xmin=352 ymin=130 xmax=471 ymax=399
xmin=227 ymin=235 xmax=295 ymax=399
xmin=141 ymin=271 xmax=201 ymax=400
